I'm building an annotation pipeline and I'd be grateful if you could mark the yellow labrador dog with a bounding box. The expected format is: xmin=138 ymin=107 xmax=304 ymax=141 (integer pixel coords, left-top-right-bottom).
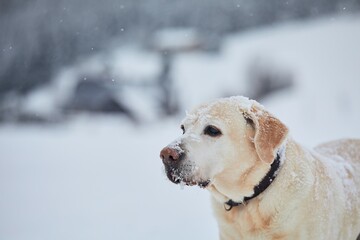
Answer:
xmin=160 ymin=96 xmax=360 ymax=240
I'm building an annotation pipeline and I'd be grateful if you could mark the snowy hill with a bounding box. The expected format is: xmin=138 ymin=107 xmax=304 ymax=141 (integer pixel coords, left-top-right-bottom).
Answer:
xmin=1 ymin=15 xmax=360 ymax=240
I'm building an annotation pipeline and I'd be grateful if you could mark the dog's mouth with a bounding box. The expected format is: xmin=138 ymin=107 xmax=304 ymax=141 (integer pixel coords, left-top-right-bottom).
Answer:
xmin=165 ymin=165 xmax=210 ymax=188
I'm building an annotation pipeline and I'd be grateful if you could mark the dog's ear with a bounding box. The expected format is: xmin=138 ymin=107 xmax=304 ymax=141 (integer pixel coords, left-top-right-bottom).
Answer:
xmin=244 ymin=105 xmax=288 ymax=164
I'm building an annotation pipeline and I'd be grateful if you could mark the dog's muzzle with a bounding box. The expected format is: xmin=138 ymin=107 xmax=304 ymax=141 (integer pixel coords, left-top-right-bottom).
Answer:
xmin=160 ymin=145 xmax=210 ymax=188
xmin=160 ymin=146 xmax=185 ymax=184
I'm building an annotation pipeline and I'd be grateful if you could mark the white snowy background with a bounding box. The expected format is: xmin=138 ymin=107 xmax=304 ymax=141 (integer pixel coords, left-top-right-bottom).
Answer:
xmin=1 ymin=15 xmax=360 ymax=240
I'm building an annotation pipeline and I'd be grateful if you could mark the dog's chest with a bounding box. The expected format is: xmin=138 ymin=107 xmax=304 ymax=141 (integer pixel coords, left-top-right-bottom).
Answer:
xmin=215 ymin=201 xmax=288 ymax=240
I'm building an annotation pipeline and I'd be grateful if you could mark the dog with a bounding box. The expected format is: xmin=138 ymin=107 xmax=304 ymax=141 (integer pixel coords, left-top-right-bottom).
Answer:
xmin=160 ymin=96 xmax=360 ymax=240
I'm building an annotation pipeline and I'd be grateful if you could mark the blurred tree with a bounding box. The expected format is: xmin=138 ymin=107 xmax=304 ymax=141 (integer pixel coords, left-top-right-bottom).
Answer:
xmin=0 ymin=0 xmax=359 ymax=98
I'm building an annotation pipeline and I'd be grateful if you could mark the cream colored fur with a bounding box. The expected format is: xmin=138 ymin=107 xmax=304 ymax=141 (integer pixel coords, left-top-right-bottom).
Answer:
xmin=161 ymin=96 xmax=360 ymax=240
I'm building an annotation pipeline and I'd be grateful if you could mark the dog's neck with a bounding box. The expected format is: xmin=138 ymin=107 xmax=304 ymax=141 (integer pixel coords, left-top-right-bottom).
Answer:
xmin=224 ymin=149 xmax=284 ymax=211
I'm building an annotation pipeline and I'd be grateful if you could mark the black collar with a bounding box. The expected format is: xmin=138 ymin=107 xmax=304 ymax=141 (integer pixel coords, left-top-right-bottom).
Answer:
xmin=224 ymin=152 xmax=282 ymax=211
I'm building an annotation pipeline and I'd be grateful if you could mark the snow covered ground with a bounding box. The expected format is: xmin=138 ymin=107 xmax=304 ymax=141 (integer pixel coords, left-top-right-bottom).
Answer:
xmin=0 ymin=117 xmax=216 ymax=240
xmin=1 ymin=15 xmax=360 ymax=240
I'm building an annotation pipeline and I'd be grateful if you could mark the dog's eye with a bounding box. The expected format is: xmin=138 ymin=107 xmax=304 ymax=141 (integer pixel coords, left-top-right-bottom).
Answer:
xmin=181 ymin=125 xmax=185 ymax=134
xmin=204 ymin=125 xmax=222 ymax=137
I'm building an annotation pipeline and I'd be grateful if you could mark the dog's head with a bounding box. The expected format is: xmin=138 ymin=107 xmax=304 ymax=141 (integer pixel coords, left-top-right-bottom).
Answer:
xmin=160 ymin=96 xmax=288 ymax=202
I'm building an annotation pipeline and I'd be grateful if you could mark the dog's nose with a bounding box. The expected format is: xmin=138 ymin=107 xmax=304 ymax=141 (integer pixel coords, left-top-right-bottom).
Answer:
xmin=160 ymin=147 xmax=182 ymax=164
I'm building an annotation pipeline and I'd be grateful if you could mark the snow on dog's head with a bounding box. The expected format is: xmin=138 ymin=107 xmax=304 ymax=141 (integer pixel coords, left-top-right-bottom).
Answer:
xmin=160 ymin=96 xmax=288 ymax=201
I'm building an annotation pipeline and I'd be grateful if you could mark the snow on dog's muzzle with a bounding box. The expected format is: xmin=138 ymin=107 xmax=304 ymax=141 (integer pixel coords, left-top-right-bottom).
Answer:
xmin=160 ymin=144 xmax=210 ymax=188
xmin=160 ymin=146 xmax=184 ymax=166
xmin=160 ymin=144 xmax=186 ymax=183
